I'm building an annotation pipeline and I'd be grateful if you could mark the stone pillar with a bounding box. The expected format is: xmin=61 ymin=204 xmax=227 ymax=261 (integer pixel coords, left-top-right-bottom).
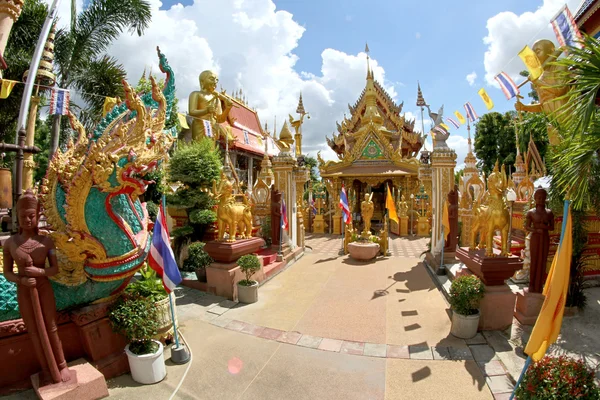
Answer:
xmin=430 ymin=149 xmax=457 ymax=255
xmin=272 ymin=152 xmax=296 ymax=248
xmin=248 ymin=156 xmax=254 ymax=192
xmin=22 ymin=96 xmax=40 ymax=190
xmin=294 ymin=166 xmax=309 ymax=249
xmin=0 ymin=0 xmax=23 ymax=62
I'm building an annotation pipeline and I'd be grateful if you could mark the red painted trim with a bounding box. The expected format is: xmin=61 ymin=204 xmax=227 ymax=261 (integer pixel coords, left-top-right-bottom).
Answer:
xmin=104 ymin=192 xmax=136 ymax=249
xmin=86 ymin=246 xmax=147 ymax=269
xmin=127 ymin=196 xmax=144 ymax=228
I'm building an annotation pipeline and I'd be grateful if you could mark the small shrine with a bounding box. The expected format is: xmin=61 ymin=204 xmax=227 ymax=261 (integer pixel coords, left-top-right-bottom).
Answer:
xmin=318 ymin=49 xmax=425 ymax=235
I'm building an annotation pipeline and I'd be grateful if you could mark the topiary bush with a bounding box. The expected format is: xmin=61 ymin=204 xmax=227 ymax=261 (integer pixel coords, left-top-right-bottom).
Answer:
xmin=108 ymin=294 xmax=160 ymax=355
xmin=515 ymin=355 xmax=600 ymax=400
xmin=237 ymin=254 xmax=261 ymax=286
xmin=449 ymin=275 xmax=485 ymax=316
xmin=182 ymin=242 xmax=213 ymax=272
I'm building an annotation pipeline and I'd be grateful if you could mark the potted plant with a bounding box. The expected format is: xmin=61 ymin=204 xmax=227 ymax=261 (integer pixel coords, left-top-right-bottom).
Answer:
xmin=514 ymin=355 xmax=600 ymax=399
xmin=126 ymin=265 xmax=174 ymax=339
xmin=449 ymin=275 xmax=485 ymax=339
xmin=182 ymin=242 xmax=213 ymax=282
xmin=108 ymin=294 xmax=165 ymax=384
xmin=236 ymin=254 xmax=261 ymax=304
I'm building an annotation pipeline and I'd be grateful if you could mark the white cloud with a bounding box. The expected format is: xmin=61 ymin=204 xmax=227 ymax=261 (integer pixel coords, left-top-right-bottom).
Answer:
xmin=447 ymin=134 xmax=470 ymax=169
xmin=466 ymin=71 xmax=477 ymax=86
xmin=483 ymin=0 xmax=581 ymax=86
xmin=415 ymin=32 xmax=421 ymax=39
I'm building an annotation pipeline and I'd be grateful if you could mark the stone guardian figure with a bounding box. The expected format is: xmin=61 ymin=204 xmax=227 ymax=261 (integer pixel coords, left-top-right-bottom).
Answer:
xmin=524 ymin=188 xmax=555 ymax=293
xmin=2 ymin=190 xmax=72 ymax=385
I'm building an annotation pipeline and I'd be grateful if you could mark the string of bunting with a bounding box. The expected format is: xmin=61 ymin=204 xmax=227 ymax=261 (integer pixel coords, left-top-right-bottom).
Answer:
xmin=440 ymin=4 xmax=582 ymax=130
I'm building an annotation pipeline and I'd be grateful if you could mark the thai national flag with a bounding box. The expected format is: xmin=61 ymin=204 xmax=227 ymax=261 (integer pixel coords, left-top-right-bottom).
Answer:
xmin=446 ymin=117 xmax=460 ymax=129
xmin=339 ymin=185 xmax=352 ymax=224
xmin=148 ymin=201 xmax=182 ymax=294
xmin=49 ymin=89 xmax=70 ymax=115
xmin=494 ymin=72 xmax=520 ymax=100
xmin=464 ymin=102 xmax=479 ymax=123
xmin=281 ymin=199 xmax=288 ymax=231
xmin=551 ymin=5 xmax=583 ymax=50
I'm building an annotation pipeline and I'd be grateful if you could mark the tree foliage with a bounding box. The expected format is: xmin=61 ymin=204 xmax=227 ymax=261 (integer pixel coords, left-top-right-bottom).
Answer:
xmin=473 ymin=112 xmax=516 ymax=175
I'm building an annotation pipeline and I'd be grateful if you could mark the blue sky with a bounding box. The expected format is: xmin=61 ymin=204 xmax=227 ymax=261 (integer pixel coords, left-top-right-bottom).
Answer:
xmin=98 ymin=0 xmax=582 ymax=163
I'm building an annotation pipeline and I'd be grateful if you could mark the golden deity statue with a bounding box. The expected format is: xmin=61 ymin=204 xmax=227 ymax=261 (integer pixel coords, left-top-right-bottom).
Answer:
xmin=398 ymin=194 xmax=408 ymax=217
xmin=515 ymin=39 xmax=568 ymax=145
xmin=213 ymin=175 xmax=253 ymax=242
xmin=378 ymin=219 xmax=389 ymax=256
xmin=361 ymin=192 xmax=374 ymax=236
xmin=189 ymin=70 xmax=234 ymax=141
xmin=470 ymin=161 xmax=511 ymax=257
xmin=343 ymin=223 xmax=354 ymax=254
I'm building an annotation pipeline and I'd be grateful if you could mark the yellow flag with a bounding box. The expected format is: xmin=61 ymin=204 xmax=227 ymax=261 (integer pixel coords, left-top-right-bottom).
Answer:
xmin=478 ymin=88 xmax=494 ymax=110
xmin=525 ymin=204 xmax=572 ymax=361
xmin=0 ymin=79 xmax=17 ymax=99
xmin=518 ymin=45 xmax=543 ymax=81
xmin=102 ymin=97 xmax=118 ymax=117
xmin=386 ymin=185 xmax=398 ymax=224
xmin=177 ymin=113 xmax=189 ymax=129
xmin=454 ymin=111 xmax=466 ymax=125
xmin=442 ymin=201 xmax=450 ymax=239
xmin=440 ymin=123 xmax=450 ymax=131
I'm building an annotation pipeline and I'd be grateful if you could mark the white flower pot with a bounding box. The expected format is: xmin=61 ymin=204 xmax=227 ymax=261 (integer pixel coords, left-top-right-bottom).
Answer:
xmin=125 ymin=340 xmax=166 ymax=384
xmin=237 ymin=281 xmax=259 ymax=304
xmin=450 ymin=311 xmax=480 ymax=339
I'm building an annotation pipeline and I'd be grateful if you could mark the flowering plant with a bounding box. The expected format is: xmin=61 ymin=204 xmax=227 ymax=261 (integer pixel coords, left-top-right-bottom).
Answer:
xmin=449 ymin=275 xmax=485 ymax=316
xmin=515 ymin=355 xmax=600 ymax=399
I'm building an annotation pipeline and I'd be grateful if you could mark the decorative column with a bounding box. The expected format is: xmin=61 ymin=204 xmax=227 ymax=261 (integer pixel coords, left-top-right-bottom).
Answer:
xmin=21 ymin=27 xmax=56 ymax=190
xmin=430 ymin=148 xmax=457 ymax=255
xmin=251 ymin=140 xmax=275 ymax=232
xmin=272 ymin=151 xmax=297 ymax=248
xmin=294 ymin=166 xmax=309 ymax=249
xmin=0 ymin=0 xmax=23 ymax=65
xmin=459 ymin=127 xmax=478 ymax=248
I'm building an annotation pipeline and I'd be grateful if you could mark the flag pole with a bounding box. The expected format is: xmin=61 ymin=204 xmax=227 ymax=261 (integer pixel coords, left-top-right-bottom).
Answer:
xmin=161 ymin=194 xmax=190 ymax=364
xmin=510 ymin=356 xmax=532 ymax=399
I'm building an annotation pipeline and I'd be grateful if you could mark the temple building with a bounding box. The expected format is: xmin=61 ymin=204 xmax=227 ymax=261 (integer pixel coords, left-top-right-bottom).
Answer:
xmin=575 ymin=0 xmax=600 ymax=38
xmin=318 ymin=53 xmax=425 ymax=235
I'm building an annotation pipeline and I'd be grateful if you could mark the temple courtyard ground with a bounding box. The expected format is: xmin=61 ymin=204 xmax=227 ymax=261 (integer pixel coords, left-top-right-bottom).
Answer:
xmin=6 ymin=234 xmax=599 ymax=399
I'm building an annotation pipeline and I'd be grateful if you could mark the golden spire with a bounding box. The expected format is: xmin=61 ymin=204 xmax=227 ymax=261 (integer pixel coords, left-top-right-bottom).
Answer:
xmin=277 ymin=120 xmax=294 ymax=152
xmin=23 ymin=24 xmax=56 ymax=88
xmin=296 ymin=93 xmax=305 ymax=114
xmin=365 ymin=42 xmax=373 ymax=80
xmin=361 ymin=43 xmax=383 ymax=126
xmin=416 ymin=82 xmax=427 ymax=107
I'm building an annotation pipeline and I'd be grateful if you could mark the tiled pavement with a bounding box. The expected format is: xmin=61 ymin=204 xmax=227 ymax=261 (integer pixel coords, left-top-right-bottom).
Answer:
xmin=306 ymin=233 xmax=430 ymax=258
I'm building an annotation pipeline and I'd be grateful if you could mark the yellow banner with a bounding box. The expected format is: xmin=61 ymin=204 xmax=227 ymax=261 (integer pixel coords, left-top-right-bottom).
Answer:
xmin=518 ymin=45 xmax=543 ymax=81
xmin=0 ymin=79 xmax=17 ymax=99
xmin=442 ymin=201 xmax=450 ymax=239
xmin=454 ymin=111 xmax=466 ymax=125
xmin=177 ymin=113 xmax=189 ymax=129
xmin=478 ymin=88 xmax=494 ymax=110
xmin=386 ymin=185 xmax=398 ymax=223
xmin=440 ymin=123 xmax=450 ymax=131
xmin=525 ymin=204 xmax=572 ymax=361
xmin=102 ymin=97 xmax=118 ymax=117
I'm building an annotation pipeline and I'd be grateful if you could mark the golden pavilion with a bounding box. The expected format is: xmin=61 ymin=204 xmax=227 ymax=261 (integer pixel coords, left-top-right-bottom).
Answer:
xmin=318 ymin=53 xmax=425 ymax=234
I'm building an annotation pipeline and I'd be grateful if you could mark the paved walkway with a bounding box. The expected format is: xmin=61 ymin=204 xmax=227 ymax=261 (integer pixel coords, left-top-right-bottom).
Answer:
xmin=5 ymin=235 xmax=510 ymax=400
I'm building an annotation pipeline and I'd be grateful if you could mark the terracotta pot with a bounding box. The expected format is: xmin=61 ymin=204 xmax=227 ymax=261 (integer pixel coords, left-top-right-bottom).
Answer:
xmin=195 ymin=267 xmax=207 ymax=282
xmin=348 ymin=242 xmax=380 ymax=261
xmin=450 ymin=311 xmax=480 ymax=339
xmin=237 ymin=280 xmax=258 ymax=304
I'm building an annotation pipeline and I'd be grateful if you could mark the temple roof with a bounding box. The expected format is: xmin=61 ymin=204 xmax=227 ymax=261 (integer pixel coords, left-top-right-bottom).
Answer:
xmin=320 ymin=53 xmax=423 ymax=178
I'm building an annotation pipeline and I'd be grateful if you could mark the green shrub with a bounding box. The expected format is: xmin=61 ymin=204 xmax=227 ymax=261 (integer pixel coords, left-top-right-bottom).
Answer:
xmin=237 ymin=254 xmax=261 ymax=286
xmin=125 ymin=265 xmax=168 ymax=302
xmin=182 ymin=242 xmax=213 ymax=272
xmin=515 ymin=356 xmax=600 ymax=400
xmin=146 ymin=202 xmax=159 ymax=222
xmin=188 ymin=209 xmax=216 ymax=225
xmin=449 ymin=275 xmax=485 ymax=316
xmin=108 ymin=294 xmax=160 ymax=355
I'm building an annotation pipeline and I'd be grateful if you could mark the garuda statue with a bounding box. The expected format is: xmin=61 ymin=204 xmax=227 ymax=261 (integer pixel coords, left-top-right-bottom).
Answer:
xmin=0 ymin=48 xmax=177 ymax=322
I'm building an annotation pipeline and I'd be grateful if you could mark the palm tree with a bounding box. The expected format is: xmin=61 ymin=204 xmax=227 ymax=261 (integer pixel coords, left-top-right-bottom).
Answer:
xmin=50 ymin=0 xmax=152 ymax=157
xmin=550 ymin=34 xmax=600 ymax=211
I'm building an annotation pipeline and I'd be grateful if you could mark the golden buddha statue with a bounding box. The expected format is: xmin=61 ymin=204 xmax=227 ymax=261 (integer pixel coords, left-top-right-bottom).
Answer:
xmin=361 ymin=192 xmax=374 ymax=236
xmin=189 ymin=70 xmax=233 ymax=141
xmin=398 ymin=195 xmax=408 ymax=217
xmin=515 ymin=39 xmax=568 ymax=145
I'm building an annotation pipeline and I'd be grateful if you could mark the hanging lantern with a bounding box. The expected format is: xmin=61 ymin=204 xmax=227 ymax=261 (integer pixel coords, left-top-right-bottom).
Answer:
xmin=0 ymin=168 xmax=12 ymax=209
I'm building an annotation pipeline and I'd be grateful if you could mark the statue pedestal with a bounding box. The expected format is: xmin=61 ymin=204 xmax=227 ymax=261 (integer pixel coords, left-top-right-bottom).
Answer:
xmin=206 ymin=260 xmax=265 ymax=301
xmin=456 ymin=247 xmax=523 ymax=286
xmin=456 ymin=247 xmax=523 ymax=331
xmin=399 ymin=217 xmax=408 ymax=236
xmin=204 ymin=237 xmax=265 ymax=263
xmin=479 ymin=284 xmax=517 ymax=331
xmin=417 ymin=216 xmax=429 ymax=237
xmin=32 ymin=359 xmax=108 ymax=400
xmin=390 ymin=220 xmax=399 ymax=235
xmin=313 ymin=214 xmax=326 ymax=234
xmin=515 ymin=289 xmax=545 ymax=326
